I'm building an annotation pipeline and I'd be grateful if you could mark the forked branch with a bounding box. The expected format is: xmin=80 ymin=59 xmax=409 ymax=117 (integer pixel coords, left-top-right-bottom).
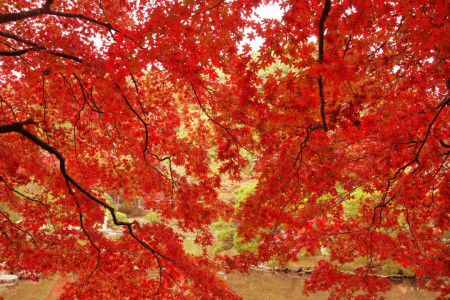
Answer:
xmin=0 ymin=119 xmax=174 ymax=264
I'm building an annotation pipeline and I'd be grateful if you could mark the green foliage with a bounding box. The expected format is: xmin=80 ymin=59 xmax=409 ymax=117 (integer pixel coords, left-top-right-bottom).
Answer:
xmin=213 ymin=182 xmax=260 ymax=254
xmin=217 ymin=228 xmax=236 ymax=241
xmin=118 ymin=201 xmax=146 ymax=217
xmin=379 ymin=260 xmax=414 ymax=276
xmin=107 ymin=211 xmax=128 ymax=228
xmin=233 ymin=181 xmax=257 ymax=206
xmin=102 ymin=192 xmax=116 ymax=209
xmin=443 ymin=231 xmax=450 ymax=240
xmin=211 ymin=220 xmax=229 ymax=231
xmin=212 ymin=243 xmax=233 ymax=254
xmin=342 ymin=189 xmax=375 ymax=218
xmin=145 ymin=211 xmax=161 ymax=223
xmin=0 ymin=203 xmax=21 ymax=222
xmin=233 ymin=233 xmax=259 ymax=253
xmin=212 ymin=220 xmax=236 ymax=254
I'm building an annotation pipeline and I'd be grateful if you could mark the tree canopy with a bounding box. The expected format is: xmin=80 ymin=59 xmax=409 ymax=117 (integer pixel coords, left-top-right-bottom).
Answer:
xmin=0 ymin=0 xmax=448 ymax=299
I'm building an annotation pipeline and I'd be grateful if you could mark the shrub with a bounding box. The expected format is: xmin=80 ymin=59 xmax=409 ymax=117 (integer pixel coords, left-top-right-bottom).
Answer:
xmin=211 ymin=221 xmax=236 ymax=254
xmin=145 ymin=211 xmax=161 ymax=223
xmin=217 ymin=228 xmax=236 ymax=242
xmin=233 ymin=233 xmax=258 ymax=253
xmin=233 ymin=181 xmax=257 ymax=206
xmin=118 ymin=201 xmax=147 ymax=217
xmin=107 ymin=211 xmax=128 ymax=228
xmin=211 ymin=182 xmax=260 ymax=253
xmin=118 ymin=202 xmax=135 ymax=215
xmin=211 ymin=220 xmax=229 ymax=231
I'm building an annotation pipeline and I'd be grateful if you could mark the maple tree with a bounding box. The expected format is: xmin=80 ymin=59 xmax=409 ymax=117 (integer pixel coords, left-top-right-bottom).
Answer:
xmin=0 ymin=0 xmax=448 ymax=299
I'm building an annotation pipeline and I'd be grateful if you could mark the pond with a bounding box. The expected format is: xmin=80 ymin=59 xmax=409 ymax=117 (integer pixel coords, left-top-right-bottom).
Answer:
xmin=0 ymin=270 xmax=439 ymax=300
xmin=0 ymin=234 xmax=440 ymax=299
xmin=224 ymin=270 xmax=437 ymax=300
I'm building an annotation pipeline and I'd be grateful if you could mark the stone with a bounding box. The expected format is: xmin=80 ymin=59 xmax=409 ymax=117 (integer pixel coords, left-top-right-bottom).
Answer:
xmin=0 ymin=274 xmax=18 ymax=285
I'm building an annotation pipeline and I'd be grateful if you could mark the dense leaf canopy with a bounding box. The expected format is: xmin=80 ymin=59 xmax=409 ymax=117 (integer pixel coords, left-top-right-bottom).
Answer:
xmin=0 ymin=0 xmax=448 ymax=299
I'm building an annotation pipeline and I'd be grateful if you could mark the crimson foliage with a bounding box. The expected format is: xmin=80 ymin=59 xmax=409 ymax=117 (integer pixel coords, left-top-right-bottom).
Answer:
xmin=0 ymin=0 xmax=448 ymax=299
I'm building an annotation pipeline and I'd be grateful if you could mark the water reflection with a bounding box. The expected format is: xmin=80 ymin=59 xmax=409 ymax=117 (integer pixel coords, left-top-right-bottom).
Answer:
xmin=224 ymin=270 xmax=328 ymax=300
xmin=223 ymin=270 xmax=438 ymax=300
xmin=0 ymin=233 xmax=439 ymax=300
xmin=0 ymin=277 xmax=69 ymax=300
xmin=0 ymin=271 xmax=439 ymax=300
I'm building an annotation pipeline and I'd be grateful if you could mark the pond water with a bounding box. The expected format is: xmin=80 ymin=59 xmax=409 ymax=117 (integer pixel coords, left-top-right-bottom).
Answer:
xmin=0 ymin=271 xmax=439 ymax=300
xmin=224 ymin=270 xmax=437 ymax=300
xmin=0 ymin=235 xmax=440 ymax=299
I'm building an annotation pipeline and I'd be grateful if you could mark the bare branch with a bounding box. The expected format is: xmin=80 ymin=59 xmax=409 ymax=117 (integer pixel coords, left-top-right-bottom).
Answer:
xmin=316 ymin=0 xmax=331 ymax=131
xmin=0 ymin=48 xmax=33 ymax=56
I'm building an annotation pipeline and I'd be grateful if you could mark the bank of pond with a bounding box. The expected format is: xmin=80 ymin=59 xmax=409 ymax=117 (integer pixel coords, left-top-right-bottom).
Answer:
xmin=0 ymin=226 xmax=443 ymax=299
xmin=0 ymin=269 xmax=439 ymax=300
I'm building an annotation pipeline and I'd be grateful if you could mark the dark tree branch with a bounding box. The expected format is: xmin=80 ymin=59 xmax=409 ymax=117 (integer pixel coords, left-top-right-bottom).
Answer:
xmin=0 ymin=48 xmax=33 ymax=56
xmin=435 ymin=94 xmax=449 ymax=110
xmin=0 ymin=225 xmax=13 ymax=243
xmin=317 ymin=77 xmax=328 ymax=131
xmin=0 ymin=7 xmax=46 ymax=24
xmin=0 ymin=31 xmax=40 ymax=47
xmin=191 ymin=0 xmax=226 ymax=17
xmin=0 ymin=31 xmax=82 ymax=62
xmin=73 ymin=74 xmax=103 ymax=113
xmin=367 ymin=16 xmax=405 ymax=59
xmin=366 ymin=99 xmax=448 ymax=232
xmin=51 ymin=51 xmax=82 ymax=63
xmin=190 ymin=84 xmax=252 ymax=154
xmin=0 ymin=174 xmax=57 ymax=230
xmin=318 ymin=0 xmax=331 ymax=64
xmin=0 ymin=175 xmax=49 ymax=208
xmin=342 ymin=34 xmax=352 ymax=59
xmin=76 ymin=201 xmax=101 ymax=295
xmin=46 ymin=10 xmax=113 ymax=29
xmin=0 ymin=0 xmax=111 ymax=30
xmin=317 ymin=0 xmax=331 ymax=132
xmin=0 ymin=119 xmax=174 ymax=264
xmin=43 ymin=0 xmax=55 ymax=10
xmin=440 ymin=139 xmax=450 ymax=148
xmin=0 ymin=0 xmax=143 ymax=46
xmin=0 ymin=211 xmax=39 ymax=248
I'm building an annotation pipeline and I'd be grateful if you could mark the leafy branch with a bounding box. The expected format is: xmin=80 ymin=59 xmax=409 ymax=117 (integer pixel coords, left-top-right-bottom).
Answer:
xmin=0 ymin=119 xmax=175 ymax=265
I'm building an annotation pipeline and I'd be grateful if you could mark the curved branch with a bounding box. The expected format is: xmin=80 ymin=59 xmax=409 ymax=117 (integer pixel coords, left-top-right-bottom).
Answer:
xmin=0 ymin=119 xmax=174 ymax=264
xmin=0 ymin=0 xmax=111 ymax=30
xmin=0 ymin=7 xmax=46 ymax=24
xmin=190 ymin=84 xmax=252 ymax=154
xmin=46 ymin=10 xmax=113 ymax=29
xmin=0 ymin=31 xmax=40 ymax=47
xmin=0 ymin=48 xmax=33 ymax=56
xmin=0 ymin=1 xmax=54 ymax=23
xmin=365 ymin=99 xmax=448 ymax=232
xmin=0 ymin=31 xmax=82 ymax=62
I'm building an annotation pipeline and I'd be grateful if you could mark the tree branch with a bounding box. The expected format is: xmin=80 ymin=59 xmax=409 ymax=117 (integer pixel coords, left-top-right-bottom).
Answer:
xmin=0 ymin=48 xmax=33 ymax=56
xmin=317 ymin=0 xmax=331 ymax=131
xmin=0 ymin=119 xmax=174 ymax=264
xmin=0 ymin=31 xmax=82 ymax=62
xmin=0 ymin=31 xmax=40 ymax=47
xmin=0 ymin=0 xmax=112 ymax=30
xmin=318 ymin=0 xmax=331 ymax=64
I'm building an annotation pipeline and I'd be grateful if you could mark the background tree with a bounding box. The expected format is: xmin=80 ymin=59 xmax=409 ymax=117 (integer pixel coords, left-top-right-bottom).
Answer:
xmin=0 ymin=0 xmax=448 ymax=299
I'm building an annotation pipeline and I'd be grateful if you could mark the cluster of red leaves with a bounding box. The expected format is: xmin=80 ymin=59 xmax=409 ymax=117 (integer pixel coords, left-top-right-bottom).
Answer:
xmin=0 ymin=0 xmax=448 ymax=299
